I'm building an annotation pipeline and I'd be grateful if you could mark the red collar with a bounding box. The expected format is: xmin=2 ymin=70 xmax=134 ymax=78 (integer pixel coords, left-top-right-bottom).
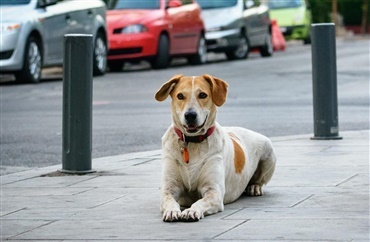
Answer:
xmin=174 ymin=126 xmax=215 ymax=143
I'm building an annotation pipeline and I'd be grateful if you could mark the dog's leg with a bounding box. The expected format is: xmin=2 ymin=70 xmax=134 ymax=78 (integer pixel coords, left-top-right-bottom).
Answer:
xmin=161 ymin=190 xmax=182 ymax=222
xmin=181 ymin=184 xmax=224 ymax=222
xmin=246 ymin=146 xmax=276 ymax=196
xmin=160 ymin=161 xmax=184 ymax=222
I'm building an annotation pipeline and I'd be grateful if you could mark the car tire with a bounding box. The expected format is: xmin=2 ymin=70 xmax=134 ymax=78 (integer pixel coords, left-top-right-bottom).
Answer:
xmin=260 ymin=32 xmax=273 ymax=57
xmin=303 ymin=34 xmax=311 ymax=45
xmin=150 ymin=34 xmax=169 ymax=69
xmin=108 ymin=61 xmax=123 ymax=72
xmin=226 ymin=34 xmax=249 ymax=60
xmin=93 ymin=31 xmax=107 ymax=76
xmin=188 ymin=34 xmax=207 ymax=65
xmin=15 ymin=35 xmax=42 ymax=83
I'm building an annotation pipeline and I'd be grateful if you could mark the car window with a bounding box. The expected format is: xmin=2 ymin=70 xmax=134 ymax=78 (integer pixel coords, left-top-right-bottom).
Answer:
xmin=107 ymin=0 xmax=160 ymax=10
xmin=0 ymin=0 xmax=31 ymax=5
xmin=245 ymin=0 xmax=261 ymax=7
xmin=197 ymin=0 xmax=237 ymax=9
xmin=267 ymin=0 xmax=302 ymax=9
xmin=181 ymin=0 xmax=192 ymax=4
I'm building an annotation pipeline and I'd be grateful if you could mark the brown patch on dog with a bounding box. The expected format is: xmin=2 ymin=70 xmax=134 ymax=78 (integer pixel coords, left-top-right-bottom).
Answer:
xmin=228 ymin=132 xmax=246 ymax=174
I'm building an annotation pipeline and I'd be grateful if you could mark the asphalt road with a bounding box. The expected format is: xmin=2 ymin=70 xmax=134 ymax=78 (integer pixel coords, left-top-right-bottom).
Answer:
xmin=1 ymin=38 xmax=369 ymax=170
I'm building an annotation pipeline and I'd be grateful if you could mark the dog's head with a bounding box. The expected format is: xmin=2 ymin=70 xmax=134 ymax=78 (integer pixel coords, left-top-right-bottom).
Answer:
xmin=155 ymin=74 xmax=228 ymax=136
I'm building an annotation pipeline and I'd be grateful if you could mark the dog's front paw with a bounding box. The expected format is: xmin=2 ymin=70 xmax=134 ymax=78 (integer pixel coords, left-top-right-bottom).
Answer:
xmin=246 ymin=184 xmax=263 ymax=196
xmin=163 ymin=209 xmax=181 ymax=222
xmin=181 ymin=208 xmax=204 ymax=222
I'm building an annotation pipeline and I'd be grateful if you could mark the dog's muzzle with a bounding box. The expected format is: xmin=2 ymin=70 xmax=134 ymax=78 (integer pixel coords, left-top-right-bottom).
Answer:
xmin=184 ymin=110 xmax=207 ymax=134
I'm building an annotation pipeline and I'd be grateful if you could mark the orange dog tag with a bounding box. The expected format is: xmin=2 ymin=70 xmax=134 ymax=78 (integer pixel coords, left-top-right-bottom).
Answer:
xmin=181 ymin=147 xmax=189 ymax=163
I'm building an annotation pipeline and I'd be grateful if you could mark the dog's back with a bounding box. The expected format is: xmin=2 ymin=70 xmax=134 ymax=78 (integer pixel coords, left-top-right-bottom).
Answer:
xmin=221 ymin=126 xmax=276 ymax=203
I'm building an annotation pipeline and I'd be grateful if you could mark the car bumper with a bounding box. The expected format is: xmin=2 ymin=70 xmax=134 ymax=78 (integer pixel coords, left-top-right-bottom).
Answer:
xmin=280 ymin=25 xmax=309 ymax=40
xmin=0 ymin=30 xmax=23 ymax=71
xmin=107 ymin=33 xmax=157 ymax=61
xmin=205 ymin=28 xmax=240 ymax=52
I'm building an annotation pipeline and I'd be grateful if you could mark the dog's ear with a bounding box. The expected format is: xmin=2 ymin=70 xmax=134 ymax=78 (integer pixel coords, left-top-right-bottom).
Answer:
xmin=155 ymin=74 xmax=183 ymax=102
xmin=203 ymin=74 xmax=228 ymax=106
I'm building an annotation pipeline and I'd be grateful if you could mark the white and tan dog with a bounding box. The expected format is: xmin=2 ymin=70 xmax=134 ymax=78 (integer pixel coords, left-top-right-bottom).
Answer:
xmin=155 ymin=74 xmax=276 ymax=222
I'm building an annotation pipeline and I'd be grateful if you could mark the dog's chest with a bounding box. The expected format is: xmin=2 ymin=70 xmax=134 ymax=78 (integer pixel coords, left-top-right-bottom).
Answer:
xmin=176 ymin=143 xmax=209 ymax=191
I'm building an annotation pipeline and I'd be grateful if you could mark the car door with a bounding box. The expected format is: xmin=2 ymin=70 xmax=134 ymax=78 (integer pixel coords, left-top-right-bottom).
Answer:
xmin=39 ymin=0 xmax=70 ymax=65
xmin=63 ymin=1 xmax=96 ymax=35
xmin=243 ymin=0 xmax=267 ymax=46
xmin=182 ymin=0 xmax=203 ymax=53
xmin=166 ymin=0 xmax=199 ymax=54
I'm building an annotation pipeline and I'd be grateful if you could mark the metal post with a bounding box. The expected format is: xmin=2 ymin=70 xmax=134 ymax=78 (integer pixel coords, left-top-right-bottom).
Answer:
xmin=311 ymin=23 xmax=342 ymax=140
xmin=61 ymin=34 xmax=95 ymax=174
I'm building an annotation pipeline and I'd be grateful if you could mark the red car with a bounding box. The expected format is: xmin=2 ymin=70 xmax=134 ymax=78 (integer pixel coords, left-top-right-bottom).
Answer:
xmin=106 ymin=0 xmax=206 ymax=71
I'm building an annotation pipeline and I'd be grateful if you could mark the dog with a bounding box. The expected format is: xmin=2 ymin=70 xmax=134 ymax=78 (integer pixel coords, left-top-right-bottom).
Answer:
xmin=155 ymin=74 xmax=276 ymax=222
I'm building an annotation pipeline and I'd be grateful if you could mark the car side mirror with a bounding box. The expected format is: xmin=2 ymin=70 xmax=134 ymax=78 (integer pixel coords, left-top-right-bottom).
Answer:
xmin=167 ymin=0 xmax=182 ymax=8
xmin=245 ymin=0 xmax=255 ymax=9
xmin=38 ymin=0 xmax=57 ymax=8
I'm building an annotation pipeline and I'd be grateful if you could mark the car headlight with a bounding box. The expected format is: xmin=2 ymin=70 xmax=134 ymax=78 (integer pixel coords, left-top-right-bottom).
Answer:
xmin=1 ymin=23 xmax=22 ymax=33
xmin=207 ymin=26 xmax=230 ymax=32
xmin=208 ymin=27 xmax=221 ymax=32
xmin=121 ymin=24 xmax=147 ymax=34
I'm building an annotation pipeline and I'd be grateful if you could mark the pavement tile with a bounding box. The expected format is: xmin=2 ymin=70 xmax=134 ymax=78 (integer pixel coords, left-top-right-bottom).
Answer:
xmin=68 ymin=174 xmax=161 ymax=188
xmin=215 ymin=219 xmax=369 ymax=241
xmin=223 ymin=206 xmax=367 ymax=220
xmin=11 ymin=218 xmax=245 ymax=240
xmin=224 ymin=190 xmax=313 ymax=209
xmin=2 ymin=175 xmax=97 ymax=188
xmin=1 ymin=219 xmax=54 ymax=240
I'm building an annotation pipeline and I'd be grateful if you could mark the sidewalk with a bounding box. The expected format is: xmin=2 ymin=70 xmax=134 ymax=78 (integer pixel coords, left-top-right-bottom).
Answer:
xmin=1 ymin=130 xmax=369 ymax=241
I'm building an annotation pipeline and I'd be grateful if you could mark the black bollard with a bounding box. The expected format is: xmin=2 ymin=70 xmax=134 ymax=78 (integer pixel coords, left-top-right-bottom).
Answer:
xmin=61 ymin=34 xmax=96 ymax=174
xmin=311 ymin=23 xmax=342 ymax=140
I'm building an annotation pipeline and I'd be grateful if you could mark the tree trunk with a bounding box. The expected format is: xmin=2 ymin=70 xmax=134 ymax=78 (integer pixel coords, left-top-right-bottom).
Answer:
xmin=361 ymin=0 xmax=368 ymax=34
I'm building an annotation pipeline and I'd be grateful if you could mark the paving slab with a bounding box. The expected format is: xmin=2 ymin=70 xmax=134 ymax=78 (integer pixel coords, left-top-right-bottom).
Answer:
xmin=1 ymin=130 xmax=369 ymax=241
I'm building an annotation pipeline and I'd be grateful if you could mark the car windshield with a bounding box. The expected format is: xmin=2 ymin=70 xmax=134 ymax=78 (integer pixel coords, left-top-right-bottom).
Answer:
xmin=107 ymin=0 xmax=160 ymax=10
xmin=0 ymin=0 xmax=31 ymax=5
xmin=197 ymin=0 xmax=237 ymax=9
xmin=267 ymin=0 xmax=302 ymax=9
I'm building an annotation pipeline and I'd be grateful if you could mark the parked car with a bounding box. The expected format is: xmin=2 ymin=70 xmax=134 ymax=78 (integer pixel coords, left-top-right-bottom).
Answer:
xmin=197 ymin=0 xmax=273 ymax=60
xmin=266 ymin=0 xmax=312 ymax=44
xmin=0 ymin=0 xmax=108 ymax=83
xmin=106 ymin=0 xmax=206 ymax=71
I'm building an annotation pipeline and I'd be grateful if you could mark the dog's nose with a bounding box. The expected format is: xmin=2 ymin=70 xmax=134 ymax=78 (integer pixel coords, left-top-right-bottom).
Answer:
xmin=185 ymin=110 xmax=197 ymax=123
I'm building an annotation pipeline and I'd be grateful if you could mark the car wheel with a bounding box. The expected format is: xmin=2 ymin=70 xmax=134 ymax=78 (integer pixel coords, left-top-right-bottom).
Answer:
xmin=150 ymin=34 xmax=169 ymax=69
xmin=303 ymin=34 xmax=311 ymax=45
xmin=15 ymin=35 xmax=42 ymax=83
xmin=108 ymin=61 xmax=123 ymax=72
xmin=93 ymin=32 xmax=107 ymax=76
xmin=226 ymin=34 xmax=249 ymax=60
xmin=260 ymin=32 xmax=273 ymax=57
xmin=188 ymin=34 xmax=207 ymax=65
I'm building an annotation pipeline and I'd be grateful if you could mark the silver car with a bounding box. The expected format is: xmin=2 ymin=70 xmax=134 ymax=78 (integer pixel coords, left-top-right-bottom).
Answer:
xmin=0 ymin=0 xmax=108 ymax=83
xmin=197 ymin=0 xmax=273 ymax=60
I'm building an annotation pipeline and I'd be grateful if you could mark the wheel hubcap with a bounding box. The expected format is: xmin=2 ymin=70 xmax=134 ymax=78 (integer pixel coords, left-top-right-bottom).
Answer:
xmin=95 ymin=37 xmax=107 ymax=71
xmin=198 ymin=37 xmax=207 ymax=63
xmin=266 ymin=34 xmax=273 ymax=54
xmin=235 ymin=37 xmax=248 ymax=58
xmin=28 ymin=42 xmax=41 ymax=80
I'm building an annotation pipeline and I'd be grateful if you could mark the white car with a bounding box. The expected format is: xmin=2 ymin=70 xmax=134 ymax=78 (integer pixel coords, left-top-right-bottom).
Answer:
xmin=0 ymin=0 xmax=108 ymax=83
xmin=197 ymin=0 xmax=273 ymax=60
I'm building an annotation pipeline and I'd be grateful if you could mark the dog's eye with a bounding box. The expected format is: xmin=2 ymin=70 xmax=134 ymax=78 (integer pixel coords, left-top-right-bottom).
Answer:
xmin=177 ymin=93 xmax=185 ymax=100
xmin=199 ymin=92 xmax=208 ymax=99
